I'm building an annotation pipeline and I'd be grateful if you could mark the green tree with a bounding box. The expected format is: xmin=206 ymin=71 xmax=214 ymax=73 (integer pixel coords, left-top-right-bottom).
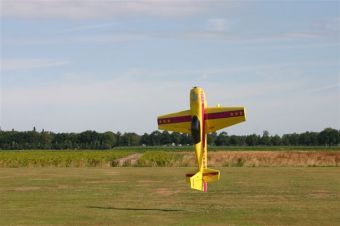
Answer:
xmin=180 ymin=133 xmax=192 ymax=145
xmin=229 ymin=135 xmax=240 ymax=146
xmin=160 ymin=131 xmax=171 ymax=145
xmin=100 ymin=132 xmax=116 ymax=149
xmin=271 ymin=135 xmax=281 ymax=146
xmin=170 ymin=132 xmax=181 ymax=145
xmin=281 ymin=134 xmax=290 ymax=145
xmin=140 ymin=133 xmax=150 ymax=145
xmin=40 ymin=131 xmax=53 ymax=149
xmin=207 ymin=132 xmax=217 ymax=146
xmin=150 ymin=131 xmax=161 ymax=145
xmin=215 ymin=132 xmax=229 ymax=145
xmin=245 ymin=134 xmax=259 ymax=146
xmin=260 ymin=130 xmax=271 ymax=145
xmin=127 ymin=133 xmax=141 ymax=146
xmin=318 ymin=128 xmax=340 ymax=146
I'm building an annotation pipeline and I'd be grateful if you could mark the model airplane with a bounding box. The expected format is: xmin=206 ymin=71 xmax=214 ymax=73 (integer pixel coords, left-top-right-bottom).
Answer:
xmin=157 ymin=87 xmax=246 ymax=192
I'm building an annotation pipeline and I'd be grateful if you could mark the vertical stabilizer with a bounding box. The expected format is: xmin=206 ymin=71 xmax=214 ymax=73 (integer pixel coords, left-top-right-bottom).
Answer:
xmin=186 ymin=172 xmax=205 ymax=192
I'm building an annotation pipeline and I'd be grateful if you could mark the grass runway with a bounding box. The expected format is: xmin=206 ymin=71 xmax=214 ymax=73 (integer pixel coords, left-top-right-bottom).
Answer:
xmin=1 ymin=167 xmax=340 ymax=226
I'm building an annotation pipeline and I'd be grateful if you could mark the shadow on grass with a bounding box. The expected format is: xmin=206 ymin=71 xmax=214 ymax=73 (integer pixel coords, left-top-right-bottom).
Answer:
xmin=87 ymin=206 xmax=185 ymax=212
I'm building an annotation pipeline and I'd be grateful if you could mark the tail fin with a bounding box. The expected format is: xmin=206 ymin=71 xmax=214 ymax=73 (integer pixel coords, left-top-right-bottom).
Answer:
xmin=186 ymin=168 xmax=220 ymax=192
xmin=186 ymin=172 xmax=205 ymax=191
xmin=202 ymin=168 xmax=220 ymax=183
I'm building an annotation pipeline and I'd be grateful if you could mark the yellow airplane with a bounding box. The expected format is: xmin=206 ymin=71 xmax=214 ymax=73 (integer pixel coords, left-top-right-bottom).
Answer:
xmin=157 ymin=87 xmax=246 ymax=192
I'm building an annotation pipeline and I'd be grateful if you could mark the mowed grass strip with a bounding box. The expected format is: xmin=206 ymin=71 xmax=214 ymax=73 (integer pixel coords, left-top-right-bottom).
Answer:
xmin=0 ymin=167 xmax=339 ymax=225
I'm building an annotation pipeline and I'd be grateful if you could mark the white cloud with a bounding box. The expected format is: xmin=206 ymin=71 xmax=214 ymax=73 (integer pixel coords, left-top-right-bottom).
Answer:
xmin=4 ymin=29 xmax=335 ymax=48
xmin=2 ymin=66 xmax=338 ymax=134
xmin=58 ymin=22 xmax=118 ymax=33
xmin=206 ymin=18 xmax=228 ymax=32
xmin=0 ymin=0 xmax=224 ymax=19
xmin=181 ymin=30 xmax=331 ymax=42
xmin=314 ymin=17 xmax=340 ymax=32
xmin=0 ymin=75 xmax=188 ymax=133
xmin=0 ymin=58 xmax=69 ymax=71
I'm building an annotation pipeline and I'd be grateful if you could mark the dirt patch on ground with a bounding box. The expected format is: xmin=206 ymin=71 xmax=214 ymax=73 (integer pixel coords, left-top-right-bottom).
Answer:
xmin=115 ymin=153 xmax=142 ymax=166
xmin=86 ymin=180 xmax=127 ymax=184
xmin=57 ymin=185 xmax=70 ymax=189
xmin=11 ymin=186 xmax=41 ymax=191
xmin=309 ymin=190 xmax=336 ymax=199
xmin=104 ymin=171 xmax=120 ymax=175
xmin=154 ymin=188 xmax=177 ymax=196
xmin=138 ymin=180 xmax=159 ymax=183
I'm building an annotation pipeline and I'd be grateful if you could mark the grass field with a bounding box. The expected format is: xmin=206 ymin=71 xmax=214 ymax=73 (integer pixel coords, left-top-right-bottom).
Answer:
xmin=1 ymin=150 xmax=339 ymax=167
xmin=0 ymin=150 xmax=130 ymax=167
xmin=113 ymin=146 xmax=340 ymax=151
xmin=1 ymin=167 xmax=339 ymax=225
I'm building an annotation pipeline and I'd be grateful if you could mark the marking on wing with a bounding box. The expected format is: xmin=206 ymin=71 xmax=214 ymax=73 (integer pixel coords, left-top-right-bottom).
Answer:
xmin=158 ymin=115 xmax=191 ymax=125
xmin=205 ymin=110 xmax=244 ymax=120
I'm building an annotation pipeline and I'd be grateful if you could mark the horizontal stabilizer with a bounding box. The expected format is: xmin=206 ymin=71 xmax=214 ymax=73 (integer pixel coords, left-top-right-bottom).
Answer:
xmin=202 ymin=168 xmax=220 ymax=183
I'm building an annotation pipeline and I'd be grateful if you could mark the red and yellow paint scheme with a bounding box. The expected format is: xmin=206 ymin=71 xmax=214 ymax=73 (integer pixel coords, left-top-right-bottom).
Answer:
xmin=157 ymin=87 xmax=246 ymax=192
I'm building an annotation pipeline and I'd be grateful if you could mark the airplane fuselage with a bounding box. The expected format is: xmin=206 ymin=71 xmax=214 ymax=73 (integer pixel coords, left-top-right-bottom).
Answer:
xmin=190 ymin=87 xmax=207 ymax=171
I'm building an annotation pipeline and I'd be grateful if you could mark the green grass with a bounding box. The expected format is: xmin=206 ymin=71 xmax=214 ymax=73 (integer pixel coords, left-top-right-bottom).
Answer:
xmin=137 ymin=151 xmax=183 ymax=166
xmin=0 ymin=150 xmax=130 ymax=167
xmin=1 ymin=146 xmax=339 ymax=153
xmin=113 ymin=145 xmax=340 ymax=152
xmin=0 ymin=167 xmax=339 ymax=225
xmin=1 ymin=150 xmax=340 ymax=167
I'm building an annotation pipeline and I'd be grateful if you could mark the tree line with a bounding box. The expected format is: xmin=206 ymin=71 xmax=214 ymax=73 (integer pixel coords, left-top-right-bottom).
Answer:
xmin=0 ymin=127 xmax=339 ymax=150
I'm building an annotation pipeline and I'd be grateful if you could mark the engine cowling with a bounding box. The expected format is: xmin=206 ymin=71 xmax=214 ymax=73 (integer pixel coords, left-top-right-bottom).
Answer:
xmin=191 ymin=116 xmax=201 ymax=144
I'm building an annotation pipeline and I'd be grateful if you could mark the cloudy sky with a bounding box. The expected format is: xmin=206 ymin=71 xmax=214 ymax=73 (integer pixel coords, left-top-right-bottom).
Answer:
xmin=0 ymin=0 xmax=339 ymax=135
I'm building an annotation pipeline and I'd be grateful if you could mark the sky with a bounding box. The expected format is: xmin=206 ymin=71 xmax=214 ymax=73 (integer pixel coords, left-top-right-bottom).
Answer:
xmin=0 ymin=0 xmax=339 ymax=135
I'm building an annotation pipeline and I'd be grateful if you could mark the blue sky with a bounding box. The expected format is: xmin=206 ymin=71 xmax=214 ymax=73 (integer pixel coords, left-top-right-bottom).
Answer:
xmin=0 ymin=0 xmax=339 ymax=135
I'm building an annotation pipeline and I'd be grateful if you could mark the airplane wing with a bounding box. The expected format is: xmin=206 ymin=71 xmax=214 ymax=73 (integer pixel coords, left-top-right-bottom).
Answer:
xmin=157 ymin=110 xmax=191 ymax=134
xmin=205 ymin=107 xmax=246 ymax=133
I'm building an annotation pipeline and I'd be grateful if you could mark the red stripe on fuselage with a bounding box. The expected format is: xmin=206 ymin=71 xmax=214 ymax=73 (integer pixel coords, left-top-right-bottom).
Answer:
xmin=158 ymin=115 xmax=191 ymax=125
xmin=205 ymin=110 xmax=244 ymax=120
xmin=201 ymin=92 xmax=206 ymax=149
xmin=185 ymin=171 xmax=219 ymax=177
